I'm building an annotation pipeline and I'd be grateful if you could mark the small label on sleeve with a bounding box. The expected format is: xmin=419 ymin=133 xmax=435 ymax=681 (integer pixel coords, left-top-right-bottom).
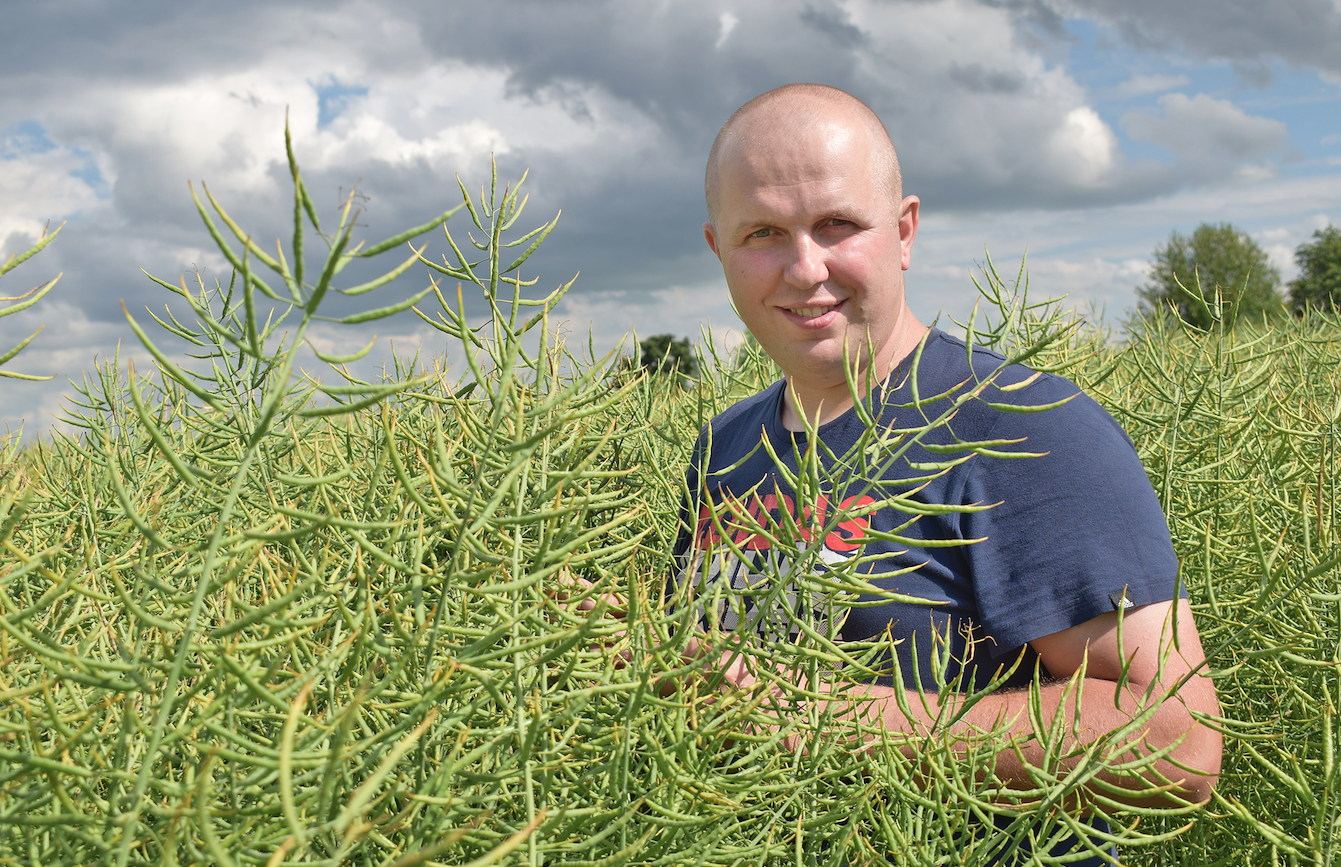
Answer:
xmin=1109 ymin=588 xmax=1134 ymax=610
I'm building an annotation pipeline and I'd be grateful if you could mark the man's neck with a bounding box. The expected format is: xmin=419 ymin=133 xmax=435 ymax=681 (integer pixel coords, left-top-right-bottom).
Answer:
xmin=779 ymin=321 xmax=930 ymax=432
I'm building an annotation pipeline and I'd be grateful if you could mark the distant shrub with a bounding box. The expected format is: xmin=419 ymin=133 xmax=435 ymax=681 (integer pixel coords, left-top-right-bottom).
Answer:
xmin=1288 ymin=224 xmax=1341 ymax=315
xmin=1137 ymin=222 xmax=1284 ymax=329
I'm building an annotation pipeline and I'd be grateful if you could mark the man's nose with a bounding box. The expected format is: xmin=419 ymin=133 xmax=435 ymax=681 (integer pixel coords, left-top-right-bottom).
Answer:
xmin=783 ymin=234 xmax=828 ymax=288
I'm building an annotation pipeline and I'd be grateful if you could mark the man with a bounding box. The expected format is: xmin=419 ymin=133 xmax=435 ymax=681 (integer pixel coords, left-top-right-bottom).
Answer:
xmin=677 ymin=83 xmax=1221 ymax=861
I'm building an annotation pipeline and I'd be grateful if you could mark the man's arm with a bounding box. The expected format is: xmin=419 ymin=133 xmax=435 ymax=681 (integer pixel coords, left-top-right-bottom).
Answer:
xmin=719 ymin=598 xmax=1222 ymax=807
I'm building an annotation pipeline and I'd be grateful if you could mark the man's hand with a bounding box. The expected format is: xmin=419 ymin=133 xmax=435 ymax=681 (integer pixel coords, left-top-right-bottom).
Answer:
xmin=550 ymin=573 xmax=631 ymax=664
xmin=682 ymin=636 xmax=817 ymax=751
xmin=552 ymin=573 xmax=626 ymax=616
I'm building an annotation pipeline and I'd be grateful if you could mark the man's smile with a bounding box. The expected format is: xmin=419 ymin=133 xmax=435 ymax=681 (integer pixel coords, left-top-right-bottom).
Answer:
xmin=784 ymin=301 xmax=843 ymax=322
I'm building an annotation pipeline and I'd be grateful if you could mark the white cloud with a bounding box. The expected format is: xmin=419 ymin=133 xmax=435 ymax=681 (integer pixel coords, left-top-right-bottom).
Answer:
xmin=40 ymin=68 xmax=497 ymax=201
xmin=0 ymin=299 xmax=151 ymax=439
xmin=29 ymin=53 xmax=644 ymax=215
xmin=716 ymin=11 xmax=740 ymax=49
xmin=1113 ymin=73 xmax=1190 ymax=98
xmin=844 ymin=0 xmax=1127 ymax=198
xmin=1232 ymin=161 xmax=1280 ymax=183
xmin=1123 ymin=92 xmax=1289 ymax=163
xmin=317 ymin=62 xmax=635 ymax=159
xmin=1260 ymin=212 xmax=1338 ymax=279
xmin=907 ymin=170 xmax=1341 ymax=334
xmin=1047 ymin=107 xmax=1119 ymax=187
xmin=552 ymin=279 xmax=740 ymax=363
xmin=1260 ymin=230 xmax=1299 ymax=275
xmin=0 ymin=145 xmax=109 ymax=247
xmin=310 ymin=115 xmax=510 ymax=173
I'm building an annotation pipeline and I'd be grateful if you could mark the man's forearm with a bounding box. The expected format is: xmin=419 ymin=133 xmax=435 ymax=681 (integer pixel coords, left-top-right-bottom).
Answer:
xmin=808 ymin=668 xmax=1220 ymax=808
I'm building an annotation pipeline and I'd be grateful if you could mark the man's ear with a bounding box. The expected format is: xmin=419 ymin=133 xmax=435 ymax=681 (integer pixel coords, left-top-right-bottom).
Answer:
xmin=703 ymin=221 xmax=722 ymax=260
xmin=898 ymin=196 xmax=920 ymax=272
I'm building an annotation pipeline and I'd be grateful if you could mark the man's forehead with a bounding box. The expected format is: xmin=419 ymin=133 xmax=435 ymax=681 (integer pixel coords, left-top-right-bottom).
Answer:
xmin=721 ymin=118 xmax=862 ymax=175
xmin=731 ymin=103 xmax=863 ymax=150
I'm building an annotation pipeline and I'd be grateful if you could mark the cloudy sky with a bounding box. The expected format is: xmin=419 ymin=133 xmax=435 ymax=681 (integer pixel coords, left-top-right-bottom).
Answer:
xmin=3 ymin=0 xmax=1339 ymax=436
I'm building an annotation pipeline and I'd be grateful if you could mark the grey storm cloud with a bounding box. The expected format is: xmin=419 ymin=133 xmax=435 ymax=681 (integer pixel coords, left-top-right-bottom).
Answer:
xmin=0 ymin=1 xmax=1038 ymax=308
xmin=1037 ymin=0 xmax=1341 ymax=77
xmin=398 ymin=1 xmax=1174 ymax=209
xmin=0 ymin=0 xmax=402 ymax=85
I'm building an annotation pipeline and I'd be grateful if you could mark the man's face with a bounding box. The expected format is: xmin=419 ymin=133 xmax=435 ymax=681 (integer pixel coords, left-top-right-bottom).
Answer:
xmin=704 ymin=118 xmax=919 ymax=397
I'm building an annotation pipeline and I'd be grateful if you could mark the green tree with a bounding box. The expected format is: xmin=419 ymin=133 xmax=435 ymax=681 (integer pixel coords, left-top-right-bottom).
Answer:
xmin=1137 ymin=222 xmax=1284 ymax=330
xmin=639 ymin=333 xmax=699 ymax=380
xmin=1288 ymin=224 xmax=1341 ymax=315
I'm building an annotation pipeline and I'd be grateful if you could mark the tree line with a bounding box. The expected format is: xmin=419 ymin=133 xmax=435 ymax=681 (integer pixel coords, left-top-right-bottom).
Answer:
xmin=1138 ymin=222 xmax=1341 ymax=329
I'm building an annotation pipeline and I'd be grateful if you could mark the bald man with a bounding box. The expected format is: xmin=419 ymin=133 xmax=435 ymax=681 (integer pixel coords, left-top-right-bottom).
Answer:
xmin=677 ymin=84 xmax=1220 ymax=863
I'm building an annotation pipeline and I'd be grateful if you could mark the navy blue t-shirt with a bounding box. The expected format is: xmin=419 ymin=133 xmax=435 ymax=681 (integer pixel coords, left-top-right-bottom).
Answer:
xmin=674 ymin=328 xmax=1180 ymax=693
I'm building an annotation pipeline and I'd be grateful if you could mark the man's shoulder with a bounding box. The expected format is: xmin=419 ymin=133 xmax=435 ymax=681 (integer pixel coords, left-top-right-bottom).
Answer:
xmin=919 ymin=330 xmax=1136 ymax=457
xmin=918 ymin=329 xmax=1082 ymax=405
xmin=685 ymin=379 xmax=784 ymax=466
xmin=705 ymin=378 xmax=786 ymax=433
xmin=911 ymin=330 xmax=1088 ymax=426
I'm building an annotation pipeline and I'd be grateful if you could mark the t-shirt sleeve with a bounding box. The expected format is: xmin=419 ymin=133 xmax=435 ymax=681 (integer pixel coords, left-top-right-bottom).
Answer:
xmin=959 ymin=385 xmax=1182 ymax=656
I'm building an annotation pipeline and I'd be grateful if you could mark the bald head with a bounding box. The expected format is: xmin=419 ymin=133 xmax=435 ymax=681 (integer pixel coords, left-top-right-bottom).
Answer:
xmin=705 ymin=84 xmax=902 ymax=228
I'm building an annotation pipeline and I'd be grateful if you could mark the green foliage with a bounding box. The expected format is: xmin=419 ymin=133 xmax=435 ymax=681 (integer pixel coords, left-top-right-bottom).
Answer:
xmin=639 ymin=333 xmax=699 ymax=379
xmin=1093 ymin=309 xmax=1341 ymax=866
xmin=1137 ymin=221 xmax=1285 ymax=330
xmin=1 ymin=134 xmax=1340 ymax=864
xmin=0 ymin=222 xmax=61 ymax=382
xmin=1288 ymin=224 xmax=1341 ymax=315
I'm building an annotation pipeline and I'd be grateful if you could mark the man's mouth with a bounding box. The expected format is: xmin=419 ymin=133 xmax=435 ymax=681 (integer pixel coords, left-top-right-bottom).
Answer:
xmin=788 ymin=304 xmax=838 ymax=319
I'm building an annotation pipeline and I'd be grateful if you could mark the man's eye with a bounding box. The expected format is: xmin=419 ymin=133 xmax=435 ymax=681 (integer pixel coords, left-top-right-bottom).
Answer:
xmin=827 ymin=218 xmax=850 ymax=227
xmin=750 ymin=228 xmax=772 ymax=238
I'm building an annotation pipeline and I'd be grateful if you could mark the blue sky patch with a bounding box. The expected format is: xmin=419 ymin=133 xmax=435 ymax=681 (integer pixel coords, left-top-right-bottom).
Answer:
xmin=1058 ymin=15 xmax=1341 ymax=175
xmin=314 ymin=79 xmax=369 ymax=128
xmin=1 ymin=121 xmax=58 ymax=159
xmin=68 ymin=147 xmax=110 ymax=200
xmin=1 ymin=122 xmax=109 ymax=198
